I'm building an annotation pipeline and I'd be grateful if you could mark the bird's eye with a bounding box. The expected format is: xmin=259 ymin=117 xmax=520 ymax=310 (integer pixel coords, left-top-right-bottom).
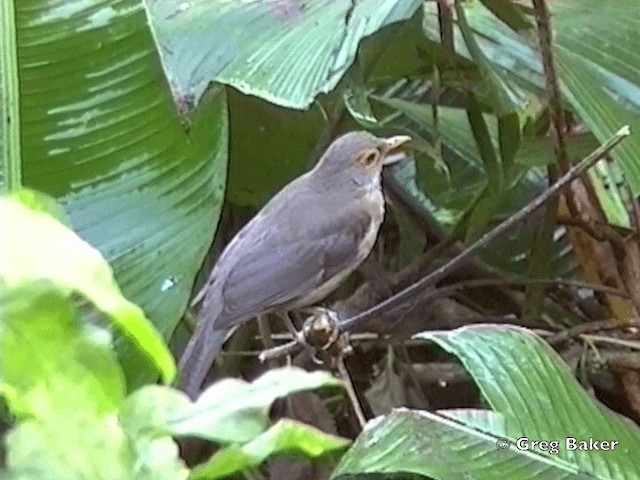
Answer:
xmin=358 ymin=149 xmax=380 ymax=167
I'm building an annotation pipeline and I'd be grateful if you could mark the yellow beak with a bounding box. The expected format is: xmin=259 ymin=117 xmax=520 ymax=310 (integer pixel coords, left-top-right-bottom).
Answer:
xmin=381 ymin=135 xmax=412 ymax=165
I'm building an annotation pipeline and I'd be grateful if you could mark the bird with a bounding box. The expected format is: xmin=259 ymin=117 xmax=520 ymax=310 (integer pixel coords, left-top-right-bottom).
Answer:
xmin=178 ymin=131 xmax=411 ymax=398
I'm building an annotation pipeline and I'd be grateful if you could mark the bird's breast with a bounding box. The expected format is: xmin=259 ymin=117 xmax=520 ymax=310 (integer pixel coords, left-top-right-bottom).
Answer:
xmin=356 ymin=187 xmax=385 ymax=263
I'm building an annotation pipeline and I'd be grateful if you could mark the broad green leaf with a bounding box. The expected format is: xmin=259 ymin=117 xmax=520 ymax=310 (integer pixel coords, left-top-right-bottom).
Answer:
xmin=0 ymin=197 xmax=175 ymax=383
xmin=5 ymin=0 xmax=228 ymax=386
xmin=191 ymin=419 xmax=350 ymax=480
xmin=148 ymin=0 xmax=421 ymax=109
xmin=166 ymin=367 xmax=341 ymax=444
xmin=0 ymin=282 xmax=125 ymax=418
xmin=555 ymin=47 xmax=640 ymax=190
xmin=417 ymin=325 xmax=640 ymax=479
xmin=515 ymin=134 xmax=600 ymax=168
xmin=331 ymin=409 xmax=586 ymax=479
xmin=120 ymin=368 xmax=341 ymax=446
xmin=359 ymin=10 xmax=434 ymax=83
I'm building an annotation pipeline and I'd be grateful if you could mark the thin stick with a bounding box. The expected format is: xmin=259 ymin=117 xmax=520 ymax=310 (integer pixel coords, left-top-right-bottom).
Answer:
xmin=415 ymin=278 xmax=628 ymax=305
xmin=337 ymin=357 xmax=367 ymax=428
xmin=259 ymin=339 xmax=300 ymax=362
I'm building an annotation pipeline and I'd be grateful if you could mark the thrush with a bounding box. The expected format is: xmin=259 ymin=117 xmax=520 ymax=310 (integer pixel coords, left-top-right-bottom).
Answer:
xmin=178 ymin=131 xmax=411 ymax=398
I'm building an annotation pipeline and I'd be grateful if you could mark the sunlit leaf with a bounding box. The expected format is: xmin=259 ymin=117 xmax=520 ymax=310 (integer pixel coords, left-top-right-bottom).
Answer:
xmin=0 ymin=197 xmax=175 ymax=383
xmin=0 ymin=282 xmax=125 ymax=418
xmin=149 ymin=0 xmax=421 ymax=109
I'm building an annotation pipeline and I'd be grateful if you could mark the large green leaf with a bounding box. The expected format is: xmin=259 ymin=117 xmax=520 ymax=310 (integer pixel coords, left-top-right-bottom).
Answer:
xmin=120 ymin=367 xmax=342 ymax=445
xmin=148 ymin=0 xmax=421 ymax=109
xmin=423 ymin=0 xmax=640 ymax=194
xmin=168 ymin=367 xmax=341 ymax=444
xmin=332 ymin=409 xmax=586 ymax=479
xmin=2 ymin=0 xmax=228 ymax=385
xmin=417 ymin=326 xmax=640 ymax=479
xmin=0 ymin=196 xmax=174 ymax=383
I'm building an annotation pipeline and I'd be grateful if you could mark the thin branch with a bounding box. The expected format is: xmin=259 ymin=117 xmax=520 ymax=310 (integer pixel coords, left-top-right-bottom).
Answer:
xmin=532 ymin=0 xmax=570 ymax=173
xmin=339 ymin=126 xmax=631 ymax=332
xmin=337 ymin=357 xmax=367 ymax=428
xmin=415 ymin=277 xmax=628 ymax=306
xmin=547 ymin=318 xmax=640 ymax=346
xmin=259 ymin=337 xmax=301 ymax=362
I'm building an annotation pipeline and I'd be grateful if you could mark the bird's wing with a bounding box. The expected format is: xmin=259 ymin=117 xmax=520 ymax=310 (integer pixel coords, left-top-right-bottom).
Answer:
xmin=212 ymin=204 xmax=374 ymax=329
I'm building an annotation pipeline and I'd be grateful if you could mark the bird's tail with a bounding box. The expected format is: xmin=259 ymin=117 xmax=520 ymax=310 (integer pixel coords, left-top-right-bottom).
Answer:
xmin=178 ymin=315 xmax=229 ymax=399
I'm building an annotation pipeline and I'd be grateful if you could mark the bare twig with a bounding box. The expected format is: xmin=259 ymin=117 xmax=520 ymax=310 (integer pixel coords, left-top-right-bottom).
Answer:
xmin=336 ymin=357 xmax=367 ymax=428
xmin=547 ymin=318 xmax=640 ymax=346
xmin=259 ymin=338 xmax=301 ymax=362
xmin=412 ymin=277 xmax=628 ymax=309
xmin=532 ymin=0 xmax=570 ymax=173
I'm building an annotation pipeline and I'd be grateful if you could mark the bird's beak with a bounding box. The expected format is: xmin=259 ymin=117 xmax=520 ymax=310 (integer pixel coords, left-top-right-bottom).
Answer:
xmin=381 ymin=135 xmax=412 ymax=165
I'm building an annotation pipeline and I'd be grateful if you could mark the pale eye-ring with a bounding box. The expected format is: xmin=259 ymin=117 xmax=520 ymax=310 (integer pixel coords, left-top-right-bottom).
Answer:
xmin=358 ymin=149 xmax=380 ymax=167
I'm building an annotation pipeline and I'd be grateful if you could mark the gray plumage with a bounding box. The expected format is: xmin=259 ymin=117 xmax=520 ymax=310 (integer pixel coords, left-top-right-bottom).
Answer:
xmin=178 ymin=131 xmax=410 ymax=398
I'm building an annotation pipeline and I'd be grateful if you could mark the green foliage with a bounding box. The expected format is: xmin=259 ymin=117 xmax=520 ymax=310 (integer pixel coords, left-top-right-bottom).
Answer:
xmin=2 ymin=283 xmax=186 ymax=480
xmin=1 ymin=283 xmax=125 ymax=419
xmin=4 ymin=0 xmax=640 ymax=478
xmin=192 ymin=419 xmax=350 ymax=480
xmin=0 ymin=195 xmax=174 ymax=384
xmin=333 ymin=326 xmax=640 ymax=479
xmin=226 ymin=90 xmax=326 ymax=207
xmin=148 ymin=0 xmax=422 ymax=109
xmin=421 ymin=326 xmax=640 ymax=477
xmin=1 ymin=0 xmax=228 ymax=387
xmin=423 ymin=0 xmax=640 ymax=196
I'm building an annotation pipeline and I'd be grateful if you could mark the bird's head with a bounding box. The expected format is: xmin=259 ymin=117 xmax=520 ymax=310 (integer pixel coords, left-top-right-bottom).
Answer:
xmin=313 ymin=131 xmax=412 ymax=190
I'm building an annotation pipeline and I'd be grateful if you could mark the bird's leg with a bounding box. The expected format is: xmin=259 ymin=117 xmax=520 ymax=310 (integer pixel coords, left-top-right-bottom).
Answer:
xmin=257 ymin=313 xmax=276 ymax=348
xmin=277 ymin=311 xmax=300 ymax=338
xmin=257 ymin=313 xmax=280 ymax=369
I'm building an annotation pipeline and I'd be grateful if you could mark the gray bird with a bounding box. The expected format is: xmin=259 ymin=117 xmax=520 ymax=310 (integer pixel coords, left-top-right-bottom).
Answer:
xmin=178 ymin=131 xmax=411 ymax=398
